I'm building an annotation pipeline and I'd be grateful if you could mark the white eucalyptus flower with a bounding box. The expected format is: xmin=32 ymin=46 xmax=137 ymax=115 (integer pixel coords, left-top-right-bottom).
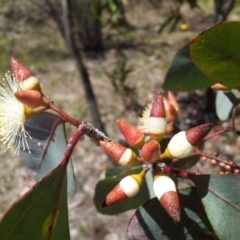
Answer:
xmin=0 ymin=72 xmax=31 ymax=154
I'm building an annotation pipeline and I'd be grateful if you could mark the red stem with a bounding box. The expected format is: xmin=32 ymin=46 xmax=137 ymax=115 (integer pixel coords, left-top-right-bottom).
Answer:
xmin=160 ymin=164 xmax=199 ymax=178
xmin=45 ymin=96 xmax=80 ymax=127
xmin=204 ymin=128 xmax=229 ymax=140
xmin=194 ymin=148 xmax=240 ymax=170
xmin=60 ymin=123 xmax=85 ymax=166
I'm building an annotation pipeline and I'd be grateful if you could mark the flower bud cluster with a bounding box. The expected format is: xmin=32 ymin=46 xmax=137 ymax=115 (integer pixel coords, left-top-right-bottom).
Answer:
xmin=100 ymin=92 xmax=212 ymax=222
xmin=100 ymin=92 xmax=213 ymax=221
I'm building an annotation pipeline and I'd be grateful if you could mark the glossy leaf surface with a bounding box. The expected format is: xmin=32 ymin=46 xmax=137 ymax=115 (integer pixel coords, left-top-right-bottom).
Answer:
xmin=191 ymin=21 xmax=240 ymax=89
xmin=127 ymin=187 xmax=216 ymax=240
xmin=0 ymin=163 xmax=69 ymax=240
xmin=163 ymin=43 xmax=211 ymax=91
xmin=190 ymin=174 xmax=240 ymax=240
xmin=105 ymin=165 xmax=143 ymax=178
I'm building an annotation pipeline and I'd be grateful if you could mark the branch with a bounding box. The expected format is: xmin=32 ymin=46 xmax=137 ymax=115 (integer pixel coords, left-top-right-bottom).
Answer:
xmin=194 ymin=148 xmax=240 ymax=171
xmin=60 ymin=123 xmax=85 ymax=166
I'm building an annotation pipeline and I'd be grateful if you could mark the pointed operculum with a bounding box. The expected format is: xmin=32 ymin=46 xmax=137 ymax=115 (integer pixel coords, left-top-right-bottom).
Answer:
xmin=211 ymin=83 xmax=229 ymax=91
xmin=150 ymin=93 xmax=166 ymax=118
xmin=11 ymin=56 xmax=32 ymax=81
xmin=101 ymin=171 xmax=145 ymax=208
xmin=100 ymin=141 xmax=142 ymax=166
xmin=11 ymin=56 xmax=41 ymax=92
xmin=14 ymin=90 xmax=43 ymax=109
xmin=148 ymin=94 xmax=167 ymax=141
xmin=116 ymin=119 xmax=145 ymax=149
xmin=163 ymin=97 xmax=178 ymax=122
xmin=186 ymin=123 xmax=213 ymax=146
xmin=141 ymin=140 xmax=161 ymax=163
xmin=167 ymin=91 xmax=179 ymax=111
xmin=153 ymin=174 xmax=180 ymax=222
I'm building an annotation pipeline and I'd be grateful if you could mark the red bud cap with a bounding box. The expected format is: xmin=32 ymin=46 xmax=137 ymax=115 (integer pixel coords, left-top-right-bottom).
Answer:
xmin=14 ymin=90 xmax=42 ymax=109
xmin=101 ymin=173 xmax=143 ymax=208
xmin=101 ymin=184 xmax=127 ymax=208
xmin=116 ymin=119 xmax=145 ymax=149
xmin=148 ymin=94 xmax=167 ymax=141
xmin=100 ymin=141 xmax=142 ymax=166
xmin=11 ymin=56 xmax=32 ymax=81
xmin=153 ymin=174 xmax=180 ymax=222
xmin=150 ymin=93 xmax=166 ymax=118
xmin=141 ymin=140 xmax=161 ymax=163
xmin=186 ymin=123 xmax=213 ymax=146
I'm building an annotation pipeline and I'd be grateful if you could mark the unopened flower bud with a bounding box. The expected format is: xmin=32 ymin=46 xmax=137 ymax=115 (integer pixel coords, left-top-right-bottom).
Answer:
xmin=161 ymin=123 xmax=213 ymax=159
xmin=11 ymin=56 xmax=41 ymax=92
xmin=100 ymin=141 xmax=142 ymax=166
xmin=141 ymin=140 xmax=161 ymax=163
xmin=153 ymin=174 xmax=180 ymax=222
xmin=116 ymin=119 xmax=145 ymax=149
xmin=11 ymin=56 xmax=32 ymax=81
xmin=166 ymin=123 xmax=174 ymax=135
xmin=14 ymin=90 xmax=43 ymax=109
xmin=167 ymin=91 xmax=179 ymax=111
xmin=163 ymin=96 xmax=178 ymax=122
xmin=211 ymin=83 xmax=229 ymax=91
xmin=101 ymin=170 xmax=145 ymax=208
xmin=148 ymin=93 xmax=167 ymax=141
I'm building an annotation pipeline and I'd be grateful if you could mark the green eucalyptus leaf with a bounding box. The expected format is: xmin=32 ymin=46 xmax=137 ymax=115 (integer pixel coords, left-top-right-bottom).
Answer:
xmin=190 ymin=21 xmax=240 ymax=89
xmin=105 ymin=165 xmax=143 ymax=178
xmin=20 ymin=112 xmax=58 ymax=170
xmin=127 ymin=187 xmax=216 ymax=240
xmin=20 ymin=112 xmax=76 ymax=196
xmin=215 ymin=91 xmax=233 ymax=121
xmin=163 ymin=43 xmax=211 ymax=91
xmin=35 ymin=123 xmax=76 ymax=196
xmin=0 ymin=163 xmax=69 ymax=240
xmin=190 ymin=174 xmax=240 ymax=240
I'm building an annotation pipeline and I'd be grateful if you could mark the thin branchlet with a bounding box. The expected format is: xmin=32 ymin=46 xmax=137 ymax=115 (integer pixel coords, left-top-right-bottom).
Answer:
xmin=82 ymin=122 xmax=111 ymax=145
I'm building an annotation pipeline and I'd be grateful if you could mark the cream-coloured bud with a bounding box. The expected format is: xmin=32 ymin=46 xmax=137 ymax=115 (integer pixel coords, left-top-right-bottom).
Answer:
xmin=153 ymin=174 xmax=180 ymax=222
xmin=101 ymin=171 xmax=145 ymax=208
xmin=20 ymin=76 xmax=41 ymax=92
xmin=119 ymin=176 xmax=141 ymax=198
xmin=167 ymin=131 xmax=195 ymax=158
xmin=99 ymin=141 xmax=142 ymax=166
xmin=153 ymin=174 xmax=177 ymax=200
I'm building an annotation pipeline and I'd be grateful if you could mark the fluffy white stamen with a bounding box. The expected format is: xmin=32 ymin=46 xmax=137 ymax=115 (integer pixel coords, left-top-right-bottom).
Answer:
xmin=137 ymin=103 xmax=152 ymax=131
xmin=0 ymin=72 xmax=31 ymax=154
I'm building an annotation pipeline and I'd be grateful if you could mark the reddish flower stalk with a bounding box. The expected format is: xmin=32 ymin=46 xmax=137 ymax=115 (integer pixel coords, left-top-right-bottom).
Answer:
xmin=158 ymin=164 xmax=198 ymax=178
xmin=60 ymin=123 xmax=85 ymax=166
xmin=46 ymin=97 xmax=80 ymax=127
